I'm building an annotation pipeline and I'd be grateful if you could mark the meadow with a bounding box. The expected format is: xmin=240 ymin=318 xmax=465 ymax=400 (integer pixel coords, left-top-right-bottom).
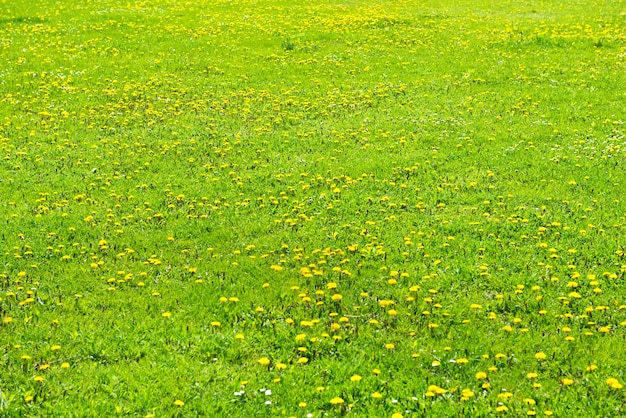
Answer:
xmin=1 ymin=0 xmax=625 ymax=416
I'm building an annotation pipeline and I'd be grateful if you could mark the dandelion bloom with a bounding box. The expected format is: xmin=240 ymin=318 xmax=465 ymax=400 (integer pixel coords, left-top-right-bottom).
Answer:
xmin=330 ymin=397 xmax=344 ymax=405
xmin=606 ymin=378 xmax=623 ymax=389
xmin=461 ymin=389 xmax=475 ymax=398
xmin=427 ymin=385 xmax=446 ymax=395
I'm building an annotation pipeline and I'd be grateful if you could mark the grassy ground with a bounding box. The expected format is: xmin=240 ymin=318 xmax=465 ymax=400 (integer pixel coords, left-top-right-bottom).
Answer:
xmin=1 ymin=0 xmax=625 ymax=416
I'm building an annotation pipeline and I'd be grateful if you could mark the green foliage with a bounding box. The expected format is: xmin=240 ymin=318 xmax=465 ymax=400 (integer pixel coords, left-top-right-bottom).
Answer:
xmin=1 ymin=0 xmax=625 ymax=416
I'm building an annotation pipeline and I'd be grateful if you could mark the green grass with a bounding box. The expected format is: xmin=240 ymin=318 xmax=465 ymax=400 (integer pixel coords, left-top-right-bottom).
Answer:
xmin=1 ymin=0 xmax=626 ymax=416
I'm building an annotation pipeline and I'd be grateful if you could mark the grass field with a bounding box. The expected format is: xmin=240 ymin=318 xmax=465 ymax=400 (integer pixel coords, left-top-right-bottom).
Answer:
xmin=1 ymin=0 xmax=626 ymax=416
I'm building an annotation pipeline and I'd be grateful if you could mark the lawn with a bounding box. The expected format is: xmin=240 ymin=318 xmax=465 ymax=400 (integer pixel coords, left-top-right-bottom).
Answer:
xmin=1 ymin=0 xmax=625 ymax=416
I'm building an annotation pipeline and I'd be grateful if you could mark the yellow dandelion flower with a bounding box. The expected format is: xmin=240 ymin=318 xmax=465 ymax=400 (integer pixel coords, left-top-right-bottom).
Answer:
xmin=461 ymin=389 xmax=475 ymax=398
xmin=427 ymin=385 xmax=447 ymax=395
xmin=606 ymin=378 xmax=623 ymax=389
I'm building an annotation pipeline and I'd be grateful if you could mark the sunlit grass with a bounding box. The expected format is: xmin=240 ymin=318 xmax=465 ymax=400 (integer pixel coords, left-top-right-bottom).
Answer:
xmin=1 ymin=0 xmax=625 ymax=416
